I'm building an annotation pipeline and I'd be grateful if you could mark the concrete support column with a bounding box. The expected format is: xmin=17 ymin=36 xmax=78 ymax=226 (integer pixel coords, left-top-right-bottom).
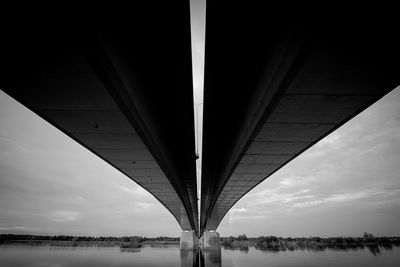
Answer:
xmin=180 ymin=231 xmax=198 ymax=250
xmin=202 ymin=231 xmax=221 ymax=249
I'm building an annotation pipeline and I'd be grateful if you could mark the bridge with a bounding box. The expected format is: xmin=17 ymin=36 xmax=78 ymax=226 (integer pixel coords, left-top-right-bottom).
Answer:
xmin=1 ymin=3 xmax=399 ymax=249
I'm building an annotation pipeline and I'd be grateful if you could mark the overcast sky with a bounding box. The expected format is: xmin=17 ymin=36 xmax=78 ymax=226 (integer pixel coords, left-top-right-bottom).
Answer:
xmin=1 ymin=1 xmax=400 ymax=238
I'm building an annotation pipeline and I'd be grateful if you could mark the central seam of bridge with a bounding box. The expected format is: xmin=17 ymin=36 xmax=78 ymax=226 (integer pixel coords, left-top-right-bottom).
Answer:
xmin=189 ymin=0 xmax=206 ymax=235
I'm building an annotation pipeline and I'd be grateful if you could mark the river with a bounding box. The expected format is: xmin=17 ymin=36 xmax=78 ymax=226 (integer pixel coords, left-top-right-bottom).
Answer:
xmin=0 ymin=244 xmax=399 ymax=266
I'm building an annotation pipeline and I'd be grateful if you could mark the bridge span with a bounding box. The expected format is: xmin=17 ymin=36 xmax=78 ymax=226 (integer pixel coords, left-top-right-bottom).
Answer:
xmin=1 ymin=2 xmax=400 ymax=250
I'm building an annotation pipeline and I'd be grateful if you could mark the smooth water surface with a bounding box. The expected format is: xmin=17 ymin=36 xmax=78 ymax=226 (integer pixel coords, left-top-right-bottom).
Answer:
xmin=1 ymin=245 xmax=399 ymax=267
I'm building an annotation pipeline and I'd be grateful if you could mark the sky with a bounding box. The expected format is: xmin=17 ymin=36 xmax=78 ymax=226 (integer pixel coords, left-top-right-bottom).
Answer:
xmin=1 ymin=0 xmax=400 ymax=238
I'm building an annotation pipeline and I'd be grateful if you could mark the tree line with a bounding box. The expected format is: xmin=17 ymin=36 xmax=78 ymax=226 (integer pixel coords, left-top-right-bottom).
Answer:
xmin=0 ymin=234 xmax=179 ymax=244
xmin=221 ymin=232 xmax=400 ymax=253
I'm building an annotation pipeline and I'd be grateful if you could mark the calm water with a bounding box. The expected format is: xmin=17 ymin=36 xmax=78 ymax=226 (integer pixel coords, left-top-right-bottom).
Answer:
xmin=1 ymin=245 xmax=400 ymax=267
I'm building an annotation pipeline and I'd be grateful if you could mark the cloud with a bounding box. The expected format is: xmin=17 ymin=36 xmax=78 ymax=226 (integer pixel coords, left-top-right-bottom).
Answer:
xmin=283 ymin=194 xmax=314 ymax=203
xmin=279 ymin=177 xmax=312 ymax=187
xmin=0 ymin=225 xmax=27 ymax=231
xmin=279 ymin=189 xmax=391 ymax=209
xmin=118 ymin=185 xmax=153 ymax=199
xmin=229 ymin=215 xmax=268 ymax=222
xmin=136 ymin=202 xmax=155 ymax=210
xmin=230 ymin=208 xmax=248 ymax=213
xmin=49 ymin=211 xmax=80 ymax=223
xmin=118 ymin=185 xmax=136 ymax=194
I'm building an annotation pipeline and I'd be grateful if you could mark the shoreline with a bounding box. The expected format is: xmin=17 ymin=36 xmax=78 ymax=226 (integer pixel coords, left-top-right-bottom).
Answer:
xmin=0 ymin=240 xmax=180 ymax=247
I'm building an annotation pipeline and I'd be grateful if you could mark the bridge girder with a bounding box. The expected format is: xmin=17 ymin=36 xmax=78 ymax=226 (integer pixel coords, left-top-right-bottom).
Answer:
xmin=1 ymin=2 xmax=199 ymax=236
xmin=200 ymin=4 xmax=400 ymax=233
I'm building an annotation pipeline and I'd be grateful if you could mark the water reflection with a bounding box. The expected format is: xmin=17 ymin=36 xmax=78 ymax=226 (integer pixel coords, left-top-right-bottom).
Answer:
xmin=221 ymin=243 xmax=398 ymax=256
xmin=222 ymin=244 xmax=249 ymax=253
xmin=178 ymin=244 xmax=399 ymax=266
xmin=1 ymin=244 xmax=400 ymax=267
xmin=180 ymin=249 xmax=199 ymax=267
xmin=119 ymin=247 xmax=141 ymax=253
xmin=202 ymin=249 xmax=221 ymax=267
xmin=180 ymin=248 xmax=222 ymax=267
xmin=366 ymin=245 xmax=381 ymax=256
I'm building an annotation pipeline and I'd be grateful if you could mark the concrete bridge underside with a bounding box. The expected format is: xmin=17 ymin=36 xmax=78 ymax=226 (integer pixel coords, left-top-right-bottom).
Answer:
xmin=1 ymin=3 xmax=199 ymax=235
xmin=200 ymin=4 xmax=400 ymax=233
xmin=1 ymin=3 xmax=400 ymax=241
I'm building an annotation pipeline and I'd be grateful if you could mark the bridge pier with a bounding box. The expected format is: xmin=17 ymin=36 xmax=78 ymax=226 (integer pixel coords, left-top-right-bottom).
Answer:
xmin=180 ymin=231 xmax=198 ymax=250
xmin=202 ymin=231 xmax=221 ymax=249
